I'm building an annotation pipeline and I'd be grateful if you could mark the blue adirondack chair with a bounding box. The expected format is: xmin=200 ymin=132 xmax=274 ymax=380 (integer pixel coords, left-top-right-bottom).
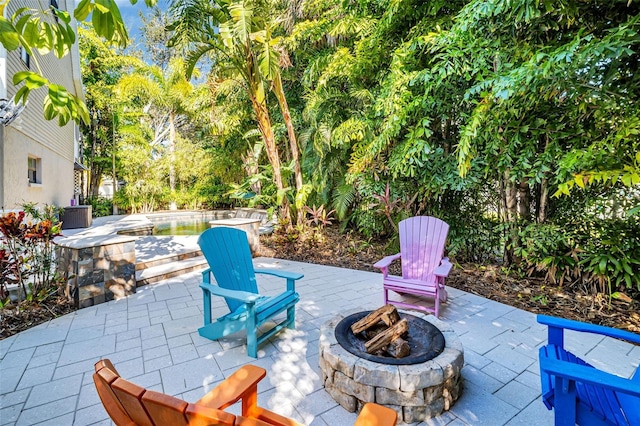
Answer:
xmin=197 ymin=227 xmax=303 ymax=358
xmin=537 ymin=315 xmax=640 ymax=426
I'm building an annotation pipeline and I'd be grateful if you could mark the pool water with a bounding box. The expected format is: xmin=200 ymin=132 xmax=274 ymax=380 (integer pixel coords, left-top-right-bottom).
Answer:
xmin=152 ymin=219 xmax=211 ymax=236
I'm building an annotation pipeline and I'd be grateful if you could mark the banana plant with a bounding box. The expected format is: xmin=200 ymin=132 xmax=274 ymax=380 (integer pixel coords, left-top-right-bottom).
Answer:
xmin=168 ymin=0 xmax=304 ymax=227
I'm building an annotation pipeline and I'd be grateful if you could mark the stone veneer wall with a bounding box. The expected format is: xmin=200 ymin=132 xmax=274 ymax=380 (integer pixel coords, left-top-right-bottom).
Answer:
xmin=56 ymin=235 xmax=137 ymax=308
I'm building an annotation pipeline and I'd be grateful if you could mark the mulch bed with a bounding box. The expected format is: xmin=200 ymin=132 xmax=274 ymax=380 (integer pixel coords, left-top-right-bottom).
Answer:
xmin=0 ymin=295 xmax=75 ymax=339
xmin=2 ymin=224 xmax=638 ymax=340
xmin=260 ymin=225 xmax=640 ymax=333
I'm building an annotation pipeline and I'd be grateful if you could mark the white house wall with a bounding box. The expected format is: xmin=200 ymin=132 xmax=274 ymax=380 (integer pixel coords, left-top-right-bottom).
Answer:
xmin=1 ymin=0 xmax=79 ymax=210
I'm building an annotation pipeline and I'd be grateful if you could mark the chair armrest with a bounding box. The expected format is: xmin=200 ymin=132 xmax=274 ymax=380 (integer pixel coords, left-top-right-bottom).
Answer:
xmin=433 ymin=257 xmax=453 ymax=277
xmin=254 ymin=269 xmax=304 ymax=281
xmin=249 ymin=407 xmax=303 ymax=426
xmin=202 ymin=268 xmax=211 ymax=282
xmin=195 ymin=365 xmax=266 ymax=410
xmin=537 ymin=315 xmax=640 ymax=345
xmin=354 ymin=403 xmax=398 ymax=426
xmin=196 ymin=365 xmax=302 ymax=425
xmin=373 ymin=253 xmax=401 ymax=269
xmin=540 ymin=353 xmax=640 ymax=397
xmin=200 ymin=283 xmax=261 ymax=304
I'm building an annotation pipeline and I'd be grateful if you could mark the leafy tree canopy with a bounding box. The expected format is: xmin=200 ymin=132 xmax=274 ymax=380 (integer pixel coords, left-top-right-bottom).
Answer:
xmin=0 ymin=0 xmax=156 ymax=125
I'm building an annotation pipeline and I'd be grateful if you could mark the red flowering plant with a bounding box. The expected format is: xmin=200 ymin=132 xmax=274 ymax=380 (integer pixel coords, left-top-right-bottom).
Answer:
xmin=0 ymin=211 xmax=29 ymax=304
xmin=1 ymin=203 xmax=64 ymax=306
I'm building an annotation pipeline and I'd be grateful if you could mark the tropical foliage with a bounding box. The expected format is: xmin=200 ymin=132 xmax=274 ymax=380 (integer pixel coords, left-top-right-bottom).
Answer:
xmin=0 ymin=204 xmax=64 ymax=307
xmin=283 ymin=0 xmax=640 ymax=297
xmin=168 ymin=0 xmax=306 ymax=226
xmin=0 ymin=0 xmax=156 ymax=124
xmin=4 ymin=0 xmax=639 ymax=302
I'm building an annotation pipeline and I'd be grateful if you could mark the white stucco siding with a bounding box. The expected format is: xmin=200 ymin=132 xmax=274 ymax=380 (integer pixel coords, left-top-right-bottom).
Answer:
xmin=2 ymin=127 xmax=75 ymax=208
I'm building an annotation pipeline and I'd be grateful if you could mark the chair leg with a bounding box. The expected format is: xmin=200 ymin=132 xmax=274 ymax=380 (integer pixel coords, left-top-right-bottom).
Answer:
xmin=554 ymin=377 xmax=577 ymax=426
xmin=286 ymin=305 xmax=296 ymax=330
xmin=437 ymin=277 xmax=447 ymax=302
xmin=202 ymin=288 xmax=212 ymax=326
xmin=247 ymin=305 xmax=258 ymax=358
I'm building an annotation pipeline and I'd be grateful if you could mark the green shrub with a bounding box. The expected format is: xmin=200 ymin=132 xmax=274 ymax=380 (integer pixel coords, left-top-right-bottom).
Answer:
xmin=84 ymin=196 xmax=113 ymax=217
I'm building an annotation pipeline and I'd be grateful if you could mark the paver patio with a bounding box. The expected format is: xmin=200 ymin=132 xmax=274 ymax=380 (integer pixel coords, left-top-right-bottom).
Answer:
xmin=1 ymin=258 xmax=638 ymax=425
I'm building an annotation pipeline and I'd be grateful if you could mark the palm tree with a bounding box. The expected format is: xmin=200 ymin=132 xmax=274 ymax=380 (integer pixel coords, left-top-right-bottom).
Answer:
xmin=168 ymin=0 xmax=304 ymax=226
xmin=116 ymin=58 xmax=205 ymax=209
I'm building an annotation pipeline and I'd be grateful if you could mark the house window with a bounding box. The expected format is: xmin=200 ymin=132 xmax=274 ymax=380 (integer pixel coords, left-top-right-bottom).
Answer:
xmin=20 ymin=47 xmax=30 ymax=68
xmin=28 ymin=157 xmax=40 ymax=184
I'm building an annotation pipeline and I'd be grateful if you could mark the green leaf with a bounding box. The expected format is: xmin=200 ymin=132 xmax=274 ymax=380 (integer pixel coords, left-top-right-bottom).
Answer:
xmin=0 ymin=18 xmax=20 ymax=50
xmin=598 ymin=257 xmax=607 ymax=273
xmin=23 ymin=18 xmax=40 ymax=46
xmin=14 ymin=86 xmax=30 ymax=104
xmin=13 ymin=71 xmax=46 ymax=87
xmin=74 ymin=0 xmax=93 ymax=21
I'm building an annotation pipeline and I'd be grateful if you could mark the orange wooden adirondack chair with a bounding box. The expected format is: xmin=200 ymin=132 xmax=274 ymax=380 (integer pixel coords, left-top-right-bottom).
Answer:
xmin=93 ymin=359 xmax=397 ymax=426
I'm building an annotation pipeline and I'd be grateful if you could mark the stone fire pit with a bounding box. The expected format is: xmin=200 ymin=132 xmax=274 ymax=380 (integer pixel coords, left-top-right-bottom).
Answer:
xmin=319 ymin=310 xmax=464 ymax=423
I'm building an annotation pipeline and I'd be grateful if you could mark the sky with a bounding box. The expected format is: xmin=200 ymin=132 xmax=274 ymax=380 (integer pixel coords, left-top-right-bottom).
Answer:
xmin=114 ymin=0 xmax=169 ymax=47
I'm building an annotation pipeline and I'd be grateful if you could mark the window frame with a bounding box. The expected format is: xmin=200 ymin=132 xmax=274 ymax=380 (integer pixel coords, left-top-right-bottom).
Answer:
xmin=28 ymin=156 xmax=41 ymax=185
xmin=19 ymin=47 xmax=30 ymax=68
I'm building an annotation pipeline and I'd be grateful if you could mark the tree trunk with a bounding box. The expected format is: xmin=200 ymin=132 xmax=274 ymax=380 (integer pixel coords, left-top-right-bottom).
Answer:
xmin=250 ymin=95 xmax=291 ymax=227
xmin=537 ymin=177 xmax=548 ymax=223
xmin=504 ymin=172 xmax=517 ymax=223
xmin=273 ymin=72 xmax=304 ymax=225
xmin=89 ymin=171 xmax=101 ymax=197
xmin=517 ymin=179 xmax=530 ymax=219
xmin=88 ymin=110 xmax=101 ymax=197
xmin=503 ymin=170 xmax=519 ymax=265
xmin=168 ymin=110 xmax=177 ymax=210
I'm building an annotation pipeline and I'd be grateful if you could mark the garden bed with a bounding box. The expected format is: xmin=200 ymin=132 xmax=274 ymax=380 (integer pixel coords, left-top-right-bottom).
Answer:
xmin=2 ymin=225 xmax=638 ymax=340
xmin=260 ymin=226 xmax=640 ymax=333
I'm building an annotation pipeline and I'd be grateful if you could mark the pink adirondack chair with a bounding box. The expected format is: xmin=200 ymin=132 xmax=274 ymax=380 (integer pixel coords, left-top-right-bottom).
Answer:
xmin=373 ymin=216 xmax=452 ymax=317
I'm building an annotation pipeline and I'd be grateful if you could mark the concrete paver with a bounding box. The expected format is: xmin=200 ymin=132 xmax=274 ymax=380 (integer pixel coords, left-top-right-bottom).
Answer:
xmin=1 ymin=257 xmax=638 ymax=425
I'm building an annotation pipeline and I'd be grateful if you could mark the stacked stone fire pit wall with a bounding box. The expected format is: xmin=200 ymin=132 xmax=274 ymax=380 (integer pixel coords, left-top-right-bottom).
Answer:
xmin=319 ymin=310 xmax=464 ymax=424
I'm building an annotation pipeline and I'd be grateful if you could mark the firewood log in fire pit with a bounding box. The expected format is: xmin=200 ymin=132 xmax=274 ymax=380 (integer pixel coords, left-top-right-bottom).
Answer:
xmin=350 ymin=305 xmax=410 ymax=358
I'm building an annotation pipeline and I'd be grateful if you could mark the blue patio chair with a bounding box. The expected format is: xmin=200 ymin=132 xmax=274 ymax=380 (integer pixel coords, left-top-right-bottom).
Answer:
xmin=197 ymin=227 xmax=303 ymax=358
xmin=537 ymin=314 xmax=640 ymax=425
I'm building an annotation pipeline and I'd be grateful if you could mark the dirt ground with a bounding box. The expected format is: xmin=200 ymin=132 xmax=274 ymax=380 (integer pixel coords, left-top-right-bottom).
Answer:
xmin=2 ymin=225 xmax=639 ymax=339
xmin=0 ymin=295 xmax=74 ymax=339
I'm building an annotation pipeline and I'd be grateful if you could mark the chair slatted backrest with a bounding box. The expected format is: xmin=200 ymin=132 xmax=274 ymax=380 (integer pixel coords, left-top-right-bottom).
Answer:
xmin=95 ymin=361 xmax=239 ymax=426
xmin=110 ymin=378 xmax=155 ymax=426
xmin=398 ymin=216 xmax=449 ymax=281
xmin=93 ymin=360 xmax=136 ymax=426
xmin=198 ymin=227 xmax=259 ymax=313
xmin=141 ymin=389 xmax=190 ymax=425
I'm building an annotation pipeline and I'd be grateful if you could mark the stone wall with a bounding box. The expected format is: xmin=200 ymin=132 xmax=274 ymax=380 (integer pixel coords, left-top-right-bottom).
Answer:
xmin=319 ymin=310 xmax=464 ymax=424
xmin=56 ymin=235 xmax=137 ymax=308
